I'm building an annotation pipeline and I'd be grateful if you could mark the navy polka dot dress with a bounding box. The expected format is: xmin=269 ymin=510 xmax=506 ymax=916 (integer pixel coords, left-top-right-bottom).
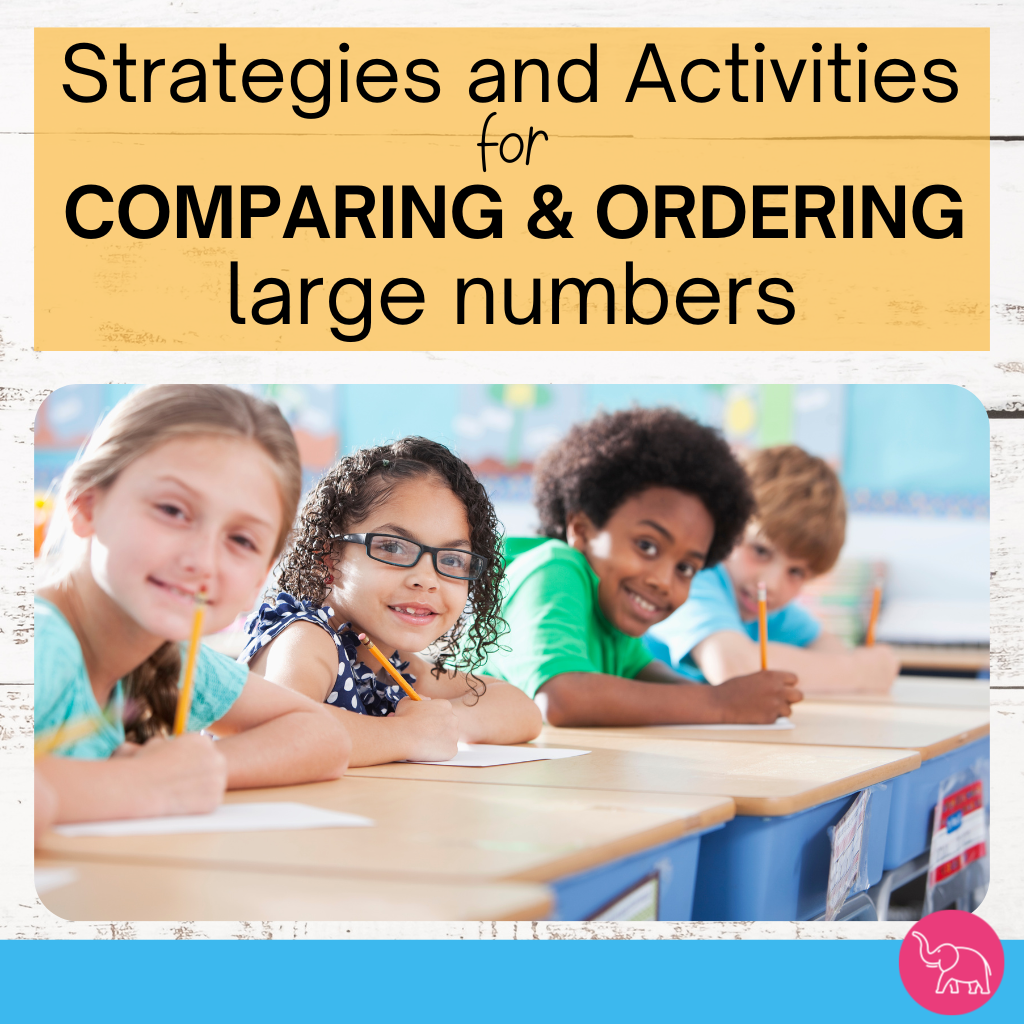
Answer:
xmin=240 ymin=592 xmax=415 ymax=716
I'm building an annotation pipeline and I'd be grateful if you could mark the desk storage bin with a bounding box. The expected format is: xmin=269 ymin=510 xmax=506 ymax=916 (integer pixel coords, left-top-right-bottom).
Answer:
xmin=883 ymin=736 xmax=989 ymax=870
xmin=692 ymin=782 xmax=892 ymax=921
xmin=550 ymin=823 xmax=723 ymax=921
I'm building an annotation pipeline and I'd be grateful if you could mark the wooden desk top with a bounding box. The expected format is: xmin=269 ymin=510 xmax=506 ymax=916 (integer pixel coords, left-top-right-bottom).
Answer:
xmin=892 ymin=645 xmax=989 ymax=673
xmin=580 ymin=701 xmax=989 ymax=762
xmin=37 ymin=776 xmax=735 ymax=886
xmin=349 ymin=735 xmax=921 ymax=817
xmin=36 ymin=858 xmax=553 ymax=922
xmin=810 ymin=676 xmax=990 ymax=709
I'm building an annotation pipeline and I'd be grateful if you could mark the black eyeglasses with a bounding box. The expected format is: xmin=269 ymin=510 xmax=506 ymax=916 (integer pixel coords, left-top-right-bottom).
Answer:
xmin=334 ymin=533 xmax=489 ymax=581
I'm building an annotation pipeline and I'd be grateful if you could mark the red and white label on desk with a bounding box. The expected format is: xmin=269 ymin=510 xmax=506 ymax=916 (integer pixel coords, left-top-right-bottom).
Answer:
xmin=929 ymin=780 xmax=986 ymax=886
xmin=825 ymin=790 xmax=868 ymax=921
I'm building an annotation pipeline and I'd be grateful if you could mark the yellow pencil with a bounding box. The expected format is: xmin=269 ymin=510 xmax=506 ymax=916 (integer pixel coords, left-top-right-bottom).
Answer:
xmin=865 ymin=579 xmax=883 ymax=647
xmin=757 ymin=582 xmax=768 ymax=670
xmin=357 ymin=633 xmax=422 ymax=700
xmin=173 ymin=590 xmax=207 ymax=735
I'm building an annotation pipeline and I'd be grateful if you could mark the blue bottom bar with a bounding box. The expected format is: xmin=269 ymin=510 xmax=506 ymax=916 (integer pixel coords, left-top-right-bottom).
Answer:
xmin=693 ymin=783 xmax=892 ymax=921
xmin=883 ymin=737 xmax=990 ymax=870
xmin=2 ymin=940 xmax=1020 ymax=1024
xmin=550 ymin=825 xmax=721 ymax=921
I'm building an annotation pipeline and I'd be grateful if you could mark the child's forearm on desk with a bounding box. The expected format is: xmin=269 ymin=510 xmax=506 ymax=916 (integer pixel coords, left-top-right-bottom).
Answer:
xmin=330 ymin=710 xmax=422 ymax=767
xmin=697 ymin=636 xmax=895 ymax=693
xmin=538 ymin=671 xmax=726 ymax=727
xmin=36 ymin=756 xmax=158 ymax=823
xmin=692 ymin=630 xmax=896 ymax=693
xmin=540 ymin=666 xmax=801 ymax=726
xmin=216 ymin=705 xmax=350 ymax=788
xmin=449 ymin=678 xmax=543 ymax=743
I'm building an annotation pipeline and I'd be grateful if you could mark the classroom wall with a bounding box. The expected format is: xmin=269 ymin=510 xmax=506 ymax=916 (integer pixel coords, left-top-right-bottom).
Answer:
xmin=840 ymin=385 xmax=989 ymax=603
xmin=34 ymin=384 xmax=989 ymax=602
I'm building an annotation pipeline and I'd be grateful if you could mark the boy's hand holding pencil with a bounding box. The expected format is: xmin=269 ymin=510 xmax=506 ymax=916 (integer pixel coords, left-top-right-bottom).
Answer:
xmin=710 ymin=669 xmax=803 ymax=724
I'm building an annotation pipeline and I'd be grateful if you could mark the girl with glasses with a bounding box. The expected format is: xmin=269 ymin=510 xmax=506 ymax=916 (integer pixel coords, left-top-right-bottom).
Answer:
xmin=241 ymin=437 xmax=542 ymax=765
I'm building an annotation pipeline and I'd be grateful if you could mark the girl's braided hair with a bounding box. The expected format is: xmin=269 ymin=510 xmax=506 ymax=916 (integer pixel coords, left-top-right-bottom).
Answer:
xmin=275 ymin=437 xmax=506 ymax=689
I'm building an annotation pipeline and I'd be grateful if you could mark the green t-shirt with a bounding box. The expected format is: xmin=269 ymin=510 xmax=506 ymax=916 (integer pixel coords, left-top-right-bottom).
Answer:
xmin=34 ymin=596 xmax=249 ymax=759
xmin=481 ymin=540 xmax=654 ymax=699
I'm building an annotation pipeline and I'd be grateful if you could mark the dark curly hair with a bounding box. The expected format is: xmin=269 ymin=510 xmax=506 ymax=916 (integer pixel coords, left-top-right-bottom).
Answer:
xmin=533 ymin=407 xmax=754 ymax=567
xmin=275 ymin=437 xmax=506 ymax=692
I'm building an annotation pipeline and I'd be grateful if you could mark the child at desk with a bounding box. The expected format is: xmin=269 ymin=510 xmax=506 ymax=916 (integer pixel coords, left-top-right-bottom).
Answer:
xmin=477 ymin=408 xmax=802 ymax=727
xmin=646 ymin=446 xmax=899 ymax=694
xmin=241 ymin=437 xmax=542 ymax=765
xmin=35 ymin=385 xmax=351 ymax=830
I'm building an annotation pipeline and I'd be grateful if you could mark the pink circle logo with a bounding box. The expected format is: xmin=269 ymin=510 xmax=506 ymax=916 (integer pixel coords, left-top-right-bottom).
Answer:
xmin=899 ymin=911 xmax=1003 ymax=1014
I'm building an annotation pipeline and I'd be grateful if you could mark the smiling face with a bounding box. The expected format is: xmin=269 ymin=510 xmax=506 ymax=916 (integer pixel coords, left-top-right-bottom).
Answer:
xmin=325 ymin=474 xmax=473 ymax=655
xmin=71 ymin=435 xmax=285 ymax=642
xmin=567 ymin=487 xmax=715 ymax=637
xmin=725 ymin=523 xmax=815 ymax=621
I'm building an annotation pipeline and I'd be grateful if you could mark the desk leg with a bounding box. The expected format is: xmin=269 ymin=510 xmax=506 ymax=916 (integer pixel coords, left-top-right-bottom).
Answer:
xmin=868 ymin=850 xmax=930 ymax=921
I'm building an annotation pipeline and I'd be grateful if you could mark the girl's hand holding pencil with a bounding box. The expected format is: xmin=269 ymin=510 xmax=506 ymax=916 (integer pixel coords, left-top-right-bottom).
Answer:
xmin=122 ymin=733 xmax=228 ymax=816
xmin=392 ymin=697 xmax=460 ymax=762
xmin=356 ymin=632 xmax=459 ymax=760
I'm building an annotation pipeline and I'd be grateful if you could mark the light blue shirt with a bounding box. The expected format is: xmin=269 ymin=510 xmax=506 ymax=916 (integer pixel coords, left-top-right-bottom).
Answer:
xmin=644 ymin=564 xmax=821 ymax=682
xmin=35 ymin=596 xmax=249 ymax=758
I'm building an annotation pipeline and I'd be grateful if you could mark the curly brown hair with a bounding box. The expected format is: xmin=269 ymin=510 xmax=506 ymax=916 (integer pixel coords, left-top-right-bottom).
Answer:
xmin=275 ymin=437 xmax=506 ymax=688
xmin=533 ymin=407 xmax=754 ymax=567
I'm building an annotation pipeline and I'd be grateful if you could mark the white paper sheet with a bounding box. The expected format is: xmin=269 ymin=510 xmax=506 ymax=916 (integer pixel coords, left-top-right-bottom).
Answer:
xmin=53 ymin=801 xmax=374 ymax=838
xmin=405 ymin=742 xmax=590 ymax=766
xmin=649 ymin=716 xmax=794 ymax=731
xmin=35 ymin=867 xmax=79 ymax=894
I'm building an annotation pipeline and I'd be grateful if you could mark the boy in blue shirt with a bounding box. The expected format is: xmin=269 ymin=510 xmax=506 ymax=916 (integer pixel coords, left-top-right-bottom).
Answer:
xmin=646 ymin=446 xmax=898 ymax=694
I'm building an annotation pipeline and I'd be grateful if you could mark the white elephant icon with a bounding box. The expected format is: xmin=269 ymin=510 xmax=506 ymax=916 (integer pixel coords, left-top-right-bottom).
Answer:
xmin=911 ymin=931 xmax=992 ymax=995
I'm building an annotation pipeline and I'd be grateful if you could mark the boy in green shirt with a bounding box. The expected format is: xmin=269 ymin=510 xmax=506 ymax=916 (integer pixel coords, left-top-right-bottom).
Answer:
xmin=480 ymin=408 xmax=802 ymax=726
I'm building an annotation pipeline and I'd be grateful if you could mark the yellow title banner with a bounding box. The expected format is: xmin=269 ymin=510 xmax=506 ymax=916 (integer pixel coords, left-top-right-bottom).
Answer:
xmin=35 ymin=28 xmax=989 ymax=351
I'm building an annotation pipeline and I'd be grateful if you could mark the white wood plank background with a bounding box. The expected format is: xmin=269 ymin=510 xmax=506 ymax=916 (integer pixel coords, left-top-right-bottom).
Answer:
xmin=1 ymin=0 xmax=1021 ymax=941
